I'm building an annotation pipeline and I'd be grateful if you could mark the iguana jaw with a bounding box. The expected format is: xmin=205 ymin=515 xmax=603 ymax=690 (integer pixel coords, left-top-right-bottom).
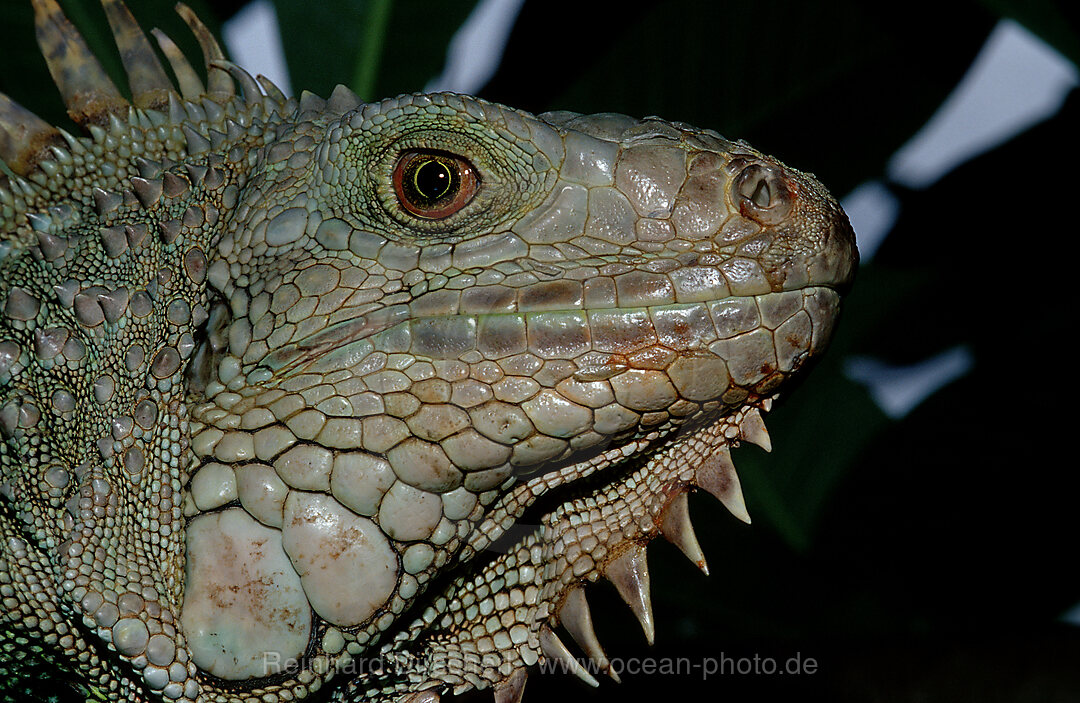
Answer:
xmin=342 ymin=282 xmax=842 ymax=697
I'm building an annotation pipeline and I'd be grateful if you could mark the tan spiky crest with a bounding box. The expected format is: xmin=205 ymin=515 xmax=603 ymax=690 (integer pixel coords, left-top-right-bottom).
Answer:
xmin=0 ymin=0 xmax=294 ymax=190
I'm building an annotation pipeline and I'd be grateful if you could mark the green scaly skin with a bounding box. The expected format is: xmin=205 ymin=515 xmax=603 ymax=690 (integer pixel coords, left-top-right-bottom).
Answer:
xmin=0 ymin=1 xmax=856 ymax=701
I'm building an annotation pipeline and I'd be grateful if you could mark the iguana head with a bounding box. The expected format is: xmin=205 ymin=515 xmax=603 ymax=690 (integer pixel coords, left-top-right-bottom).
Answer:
xmin=0 ymin=2 xmax=856 ymax=701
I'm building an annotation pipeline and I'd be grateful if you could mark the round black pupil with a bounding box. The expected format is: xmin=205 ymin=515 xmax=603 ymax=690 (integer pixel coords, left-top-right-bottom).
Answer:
xmin=413 ymin=159 xmax=453 ymax=201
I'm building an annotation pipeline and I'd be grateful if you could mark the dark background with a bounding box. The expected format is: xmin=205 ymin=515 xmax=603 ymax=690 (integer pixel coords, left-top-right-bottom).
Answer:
xmin=2 ymin=0 xmax=1079 ymax=700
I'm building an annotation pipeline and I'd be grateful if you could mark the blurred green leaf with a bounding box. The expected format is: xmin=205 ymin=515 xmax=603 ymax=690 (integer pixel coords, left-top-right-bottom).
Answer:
xmin=271 ymin=0 xmax=478 ymax=100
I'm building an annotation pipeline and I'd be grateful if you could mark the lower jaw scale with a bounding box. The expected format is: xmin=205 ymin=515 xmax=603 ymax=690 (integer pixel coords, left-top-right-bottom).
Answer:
xmin=382 ymin=403 xmax=772 ymax=702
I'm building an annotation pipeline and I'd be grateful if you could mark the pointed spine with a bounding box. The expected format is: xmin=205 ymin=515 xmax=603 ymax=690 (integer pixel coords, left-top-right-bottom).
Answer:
xmin=257 ymin=75 xmax=290 ymax=107
xmin=25 ymin=211 xmax=52 ymax=232
xmin=107 ymin=112 xmax=127 ymax=137
xmin=557 ymin=587 xmax=620 ymax=682
xmin=181 ymin=125 xmax=211 ymax=155
xmin=493 ymin=669 xmax=527 ymax=703
xmin=604 ymin=544 xmax=655 ymax=645
xmin=175 ymin=3 xmax=234 ymax=98
xmin=327 ymin=83 xmax=364 ymax=115
xmin=182 ymin=100 xmax=207 ymax=123
xmin=99 ymin=225 xmax=128 ymax=259
xmin=298 ymin=90 xmax=328 ymax=115
xmin=73 ymin=290 xmax=105 ymax=327
xmin=56 ymin=128 xmax=88 ymax=155
xmin=738 ymin=408 xmax=772 ymax=452
xmin=135 ymin=157 xmax=163 ymax=179
xmin=184 ymin=163 xmax=208 ymax=186
xmin=101 ymin=0 xmax=173 ymax=107
xmin=98 ymin=288 xmax=130 ymax=324
xmin=36 ymin=230 xmax=67 ymax=261
xmin=695 ymin=445 xmax=751 ymax=524
xmin=157 ymin=219 xmax=181 ymax=245
xmin=32 ymin=0 xmax=127 ymax=122
xmin=130 ymin=177 xmax=162 ymax=208
xmin=213 ymin=60 xmax=263 ymax=104
xmin=165 ymin=92 xmax=189 ymax=125
xmin=125 ymin=223 xmax=149 ymax=248
xmin=201 ymin=97 xmax=225 ymax=124
xmin=162 ymin=172 xmax=190 ymax=198
xmin=539 ymin=626 xmax=599 ymax=688
xmin=33 ymin=327 xmax=69 ymax=360
xmin=660 ymin=491 xmax=709 ymax=575
xmin=151 ymin=28 xmax=205 ymax=100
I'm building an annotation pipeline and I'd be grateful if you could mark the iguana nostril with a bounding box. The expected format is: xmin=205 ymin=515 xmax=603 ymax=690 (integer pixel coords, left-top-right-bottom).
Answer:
xmin=750 ymin=177 xmax=771 ymax=208
xmin=734 ymin=162 xmax=793 ymax=225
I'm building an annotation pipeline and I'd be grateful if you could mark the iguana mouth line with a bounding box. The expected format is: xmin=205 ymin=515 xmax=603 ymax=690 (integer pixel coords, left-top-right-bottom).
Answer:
xmin=257 ymin=304 xmax=412 ymax=373
xmin=259 ymin=288 xmax=838 ymax=379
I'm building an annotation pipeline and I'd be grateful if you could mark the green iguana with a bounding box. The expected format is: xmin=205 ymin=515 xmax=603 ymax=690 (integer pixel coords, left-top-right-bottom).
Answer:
xmin=0 ymin=1 xmax=857 ymax=700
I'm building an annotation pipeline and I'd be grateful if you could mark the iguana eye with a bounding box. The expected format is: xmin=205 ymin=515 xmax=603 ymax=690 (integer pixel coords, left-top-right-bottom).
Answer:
xmin=392 ymin=150 xmax=478 ymax=219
